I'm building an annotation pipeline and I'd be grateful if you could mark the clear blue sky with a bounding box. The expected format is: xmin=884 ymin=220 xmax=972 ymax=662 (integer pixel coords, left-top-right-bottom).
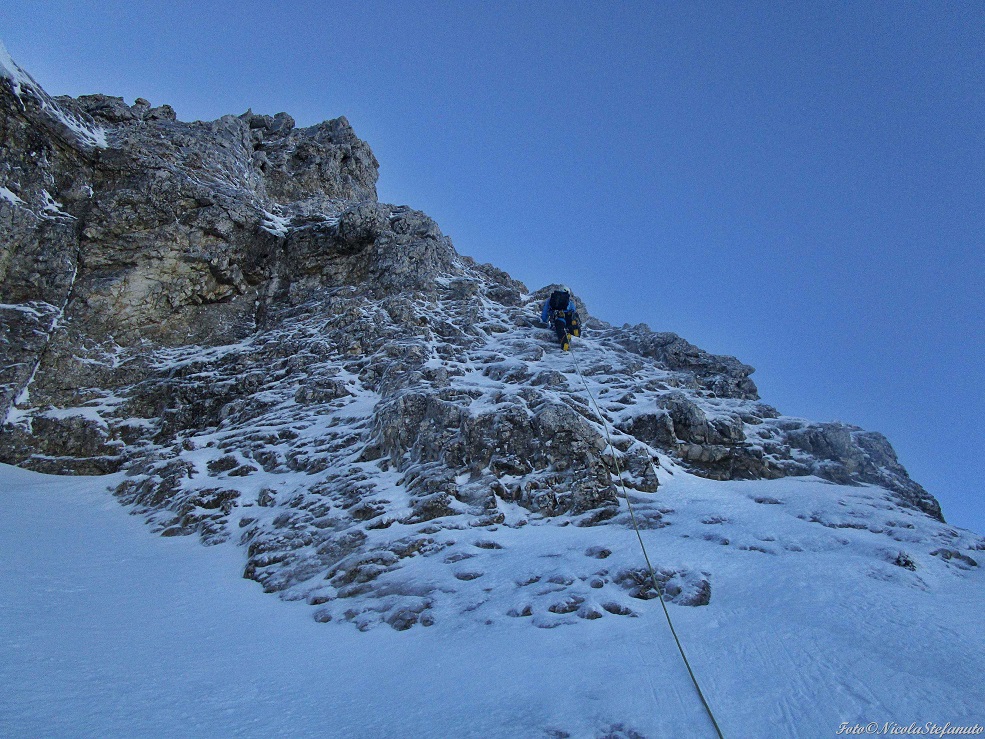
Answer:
xmin=3 ymin=1 xmax=982 ymax=533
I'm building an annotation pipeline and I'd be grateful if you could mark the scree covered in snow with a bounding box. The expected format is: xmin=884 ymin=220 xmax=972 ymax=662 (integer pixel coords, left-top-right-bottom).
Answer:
xmin=1 ymin=463 xmax=982 ymax=738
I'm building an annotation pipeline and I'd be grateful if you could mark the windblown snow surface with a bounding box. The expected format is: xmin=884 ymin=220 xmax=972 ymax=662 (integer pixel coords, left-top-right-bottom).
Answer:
xmin=1 ymin=462 xmax=982 ymax=738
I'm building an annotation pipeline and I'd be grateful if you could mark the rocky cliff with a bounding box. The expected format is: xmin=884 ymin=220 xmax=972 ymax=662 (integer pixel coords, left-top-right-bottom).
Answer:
xmin=3 ymin=50 xmax=974 ymax=631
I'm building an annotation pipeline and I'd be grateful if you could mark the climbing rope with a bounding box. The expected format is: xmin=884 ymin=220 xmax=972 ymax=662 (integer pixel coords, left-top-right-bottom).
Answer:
xmin=568 ymin=340 xmax=726 ymax=739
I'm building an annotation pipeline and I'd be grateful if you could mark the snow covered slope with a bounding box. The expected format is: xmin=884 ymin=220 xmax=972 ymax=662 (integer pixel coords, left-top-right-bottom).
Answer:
xmin=2 ymin=463 xmax=982 ymax=737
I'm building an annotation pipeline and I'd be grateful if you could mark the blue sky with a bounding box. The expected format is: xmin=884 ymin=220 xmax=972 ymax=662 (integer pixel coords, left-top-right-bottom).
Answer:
xmin=2 ymin=1 xmax=982 ymax=533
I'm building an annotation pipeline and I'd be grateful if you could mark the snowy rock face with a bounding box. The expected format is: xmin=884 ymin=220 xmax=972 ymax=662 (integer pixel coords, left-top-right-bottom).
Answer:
xmin=2 ymin=51 xmax=974 ymax=632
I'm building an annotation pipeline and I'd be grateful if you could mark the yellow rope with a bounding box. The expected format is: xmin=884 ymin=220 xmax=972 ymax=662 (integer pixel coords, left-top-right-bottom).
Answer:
xmin=568 ymin=339 xmax=726 ymax=739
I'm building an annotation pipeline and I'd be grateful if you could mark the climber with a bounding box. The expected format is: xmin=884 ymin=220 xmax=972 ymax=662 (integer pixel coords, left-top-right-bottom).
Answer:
xmin=540 ymin=285 xmax=581 ymax=351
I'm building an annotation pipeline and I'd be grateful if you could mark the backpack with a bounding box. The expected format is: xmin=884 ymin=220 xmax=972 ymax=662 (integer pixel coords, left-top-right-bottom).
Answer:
xmin=549 ymin=290 xmax=570 ymax=312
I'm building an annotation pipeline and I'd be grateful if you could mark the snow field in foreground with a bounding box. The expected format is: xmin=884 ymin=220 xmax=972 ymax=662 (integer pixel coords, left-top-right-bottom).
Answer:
xmin=0 ymin=463 xmax=982 ymax=738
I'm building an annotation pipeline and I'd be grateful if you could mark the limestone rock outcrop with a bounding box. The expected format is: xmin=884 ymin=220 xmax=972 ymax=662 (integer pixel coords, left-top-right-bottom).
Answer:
xmin=0 ymin=50 xmax=951 ymax=630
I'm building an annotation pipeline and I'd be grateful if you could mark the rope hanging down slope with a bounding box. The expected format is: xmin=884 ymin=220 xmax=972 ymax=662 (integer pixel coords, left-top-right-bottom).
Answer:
xmin=568 ymin=342 xmax=726 ymax=739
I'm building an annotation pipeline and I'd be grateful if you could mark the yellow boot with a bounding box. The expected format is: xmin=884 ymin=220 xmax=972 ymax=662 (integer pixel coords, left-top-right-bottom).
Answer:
xmin=561 ymin=335 xmax=571 ymax=351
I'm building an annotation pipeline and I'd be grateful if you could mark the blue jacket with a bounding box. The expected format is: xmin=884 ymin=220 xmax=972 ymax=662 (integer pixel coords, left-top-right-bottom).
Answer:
xmin=541 ymin=297 xmax=576 ymax=323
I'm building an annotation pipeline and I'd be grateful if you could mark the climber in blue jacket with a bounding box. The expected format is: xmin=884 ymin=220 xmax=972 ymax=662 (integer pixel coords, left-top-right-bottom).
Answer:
xmin=540 ymin=285 xmax=581 ymax=351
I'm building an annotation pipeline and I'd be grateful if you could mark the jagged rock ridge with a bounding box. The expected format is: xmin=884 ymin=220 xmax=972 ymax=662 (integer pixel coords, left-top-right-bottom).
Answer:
xmin=3 ymin=50 xmax=976 ymax=631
